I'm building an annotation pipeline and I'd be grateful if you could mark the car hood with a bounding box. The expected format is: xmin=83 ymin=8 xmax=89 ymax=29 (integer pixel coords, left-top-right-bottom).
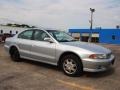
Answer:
xmin=61 ymin=41 xmax=111 ymax=54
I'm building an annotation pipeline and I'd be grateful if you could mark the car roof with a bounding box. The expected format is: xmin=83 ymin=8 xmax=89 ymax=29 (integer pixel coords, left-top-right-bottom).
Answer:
xmin=46 ymin=30 xmax=59 ymax=32
xmin=32 ymin=28 xmax=59 ymax=32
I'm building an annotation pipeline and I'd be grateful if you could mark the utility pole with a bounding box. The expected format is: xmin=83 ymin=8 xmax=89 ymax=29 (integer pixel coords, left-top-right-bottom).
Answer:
xmin=88 ymin=8 xmax=95 ymax=42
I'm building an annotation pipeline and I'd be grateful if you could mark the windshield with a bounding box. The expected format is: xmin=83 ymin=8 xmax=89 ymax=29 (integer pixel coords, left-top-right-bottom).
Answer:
xmin=47 ymin=30 xmax=77 ymax=42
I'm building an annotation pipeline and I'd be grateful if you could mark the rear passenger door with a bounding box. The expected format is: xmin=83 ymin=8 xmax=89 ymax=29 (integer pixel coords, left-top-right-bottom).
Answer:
xmin=17 ymin=30 xmax=34 ymax=58
xmin=31 ymin=30 xmax=56 ymax=64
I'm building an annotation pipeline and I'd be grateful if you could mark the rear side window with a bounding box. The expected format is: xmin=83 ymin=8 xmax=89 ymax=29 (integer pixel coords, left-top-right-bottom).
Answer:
xmin=18 ymin=30 xmax=33 ymax=40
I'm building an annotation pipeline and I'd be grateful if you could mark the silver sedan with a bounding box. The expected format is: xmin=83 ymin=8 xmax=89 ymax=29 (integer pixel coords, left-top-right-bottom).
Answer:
xmin=4 ymin=29 xmax=115 ymax=76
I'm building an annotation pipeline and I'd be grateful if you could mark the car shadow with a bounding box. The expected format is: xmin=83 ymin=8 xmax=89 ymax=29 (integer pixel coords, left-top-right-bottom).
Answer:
xmin=21 ymin=59 xmax=60 ymax=71
xmin=21 ymin=59 xmax=115 ymax=78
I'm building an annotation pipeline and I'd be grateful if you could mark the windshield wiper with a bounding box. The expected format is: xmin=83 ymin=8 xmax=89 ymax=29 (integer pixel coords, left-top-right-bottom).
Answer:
xmin=59 ymin=40 xmax=70 ymax=42
xmin=59 ymin=39 xmax=78 ymax=42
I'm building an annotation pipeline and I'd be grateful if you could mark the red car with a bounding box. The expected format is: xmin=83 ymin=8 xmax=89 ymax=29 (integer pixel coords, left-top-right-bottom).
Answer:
xmin=0 ymin=33 xmax=13 ymax=42
xmin=0 ymin=34 xmax=3 ymax=42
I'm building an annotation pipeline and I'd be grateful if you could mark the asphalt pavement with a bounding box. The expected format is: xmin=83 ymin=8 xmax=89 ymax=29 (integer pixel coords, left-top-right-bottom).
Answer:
xmin=0 ymin=43 xmax=120 ymax=90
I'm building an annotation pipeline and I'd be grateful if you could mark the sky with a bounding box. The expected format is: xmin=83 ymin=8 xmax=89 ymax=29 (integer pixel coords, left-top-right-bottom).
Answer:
xmin=0 ymin=0 xmax=120 ymax=30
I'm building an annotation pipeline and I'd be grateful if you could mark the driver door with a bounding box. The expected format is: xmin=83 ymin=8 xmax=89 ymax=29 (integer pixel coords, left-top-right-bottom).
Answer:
xmin=30 ymin=30 xmax=56 ymax=64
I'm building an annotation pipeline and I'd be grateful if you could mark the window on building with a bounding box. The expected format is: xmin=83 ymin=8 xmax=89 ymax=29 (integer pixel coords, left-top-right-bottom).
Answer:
xmin=10 ymin=31 xmax=12 ymax=34
xmin=1 ymin=30 xmax=3 ymax=34
xmin=112 ymin=35 xmax=115 ymax=40
xmin=16 ymin=31 xmax=18 ymax=34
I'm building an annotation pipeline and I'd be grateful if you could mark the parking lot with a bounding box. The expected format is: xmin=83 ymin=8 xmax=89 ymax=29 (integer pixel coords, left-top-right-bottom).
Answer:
xmin=0 ymin=43 xmax=120 ymax=90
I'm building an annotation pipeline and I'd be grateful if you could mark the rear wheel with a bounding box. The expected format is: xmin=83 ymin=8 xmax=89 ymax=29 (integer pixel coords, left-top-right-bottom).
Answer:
xmin=61 ymin=54 xmax=83 ymax=77
xmin=10 ymin=47 xmax=21 ymax=62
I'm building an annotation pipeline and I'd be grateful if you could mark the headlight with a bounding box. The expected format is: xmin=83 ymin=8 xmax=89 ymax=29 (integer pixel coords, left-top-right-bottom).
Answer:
xmin=89 ymin=54 xmax=107 ymax=59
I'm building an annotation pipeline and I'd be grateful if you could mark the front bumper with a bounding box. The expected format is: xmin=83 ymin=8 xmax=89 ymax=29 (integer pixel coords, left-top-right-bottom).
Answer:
xmin=82 ymin=55 xmax=115 ymax=72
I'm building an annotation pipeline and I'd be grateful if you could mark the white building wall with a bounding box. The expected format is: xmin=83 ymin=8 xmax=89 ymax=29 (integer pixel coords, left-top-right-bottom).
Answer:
xmin=0 ymin=25 xmax=29 ymax=34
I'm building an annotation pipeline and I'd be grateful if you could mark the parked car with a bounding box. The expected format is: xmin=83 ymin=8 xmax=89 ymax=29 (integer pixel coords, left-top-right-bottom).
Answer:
xmin=0 ymin=34 xmax=3 ymax=42
xmin=4 ymin=29 xmax=115 ymax=76
xmin=2 ymin=33 xmax=13 ymax=42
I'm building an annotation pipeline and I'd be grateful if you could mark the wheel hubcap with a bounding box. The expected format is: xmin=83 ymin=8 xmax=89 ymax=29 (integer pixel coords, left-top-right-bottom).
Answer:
xmin=63 ymin=59 xmax=77 ymax=74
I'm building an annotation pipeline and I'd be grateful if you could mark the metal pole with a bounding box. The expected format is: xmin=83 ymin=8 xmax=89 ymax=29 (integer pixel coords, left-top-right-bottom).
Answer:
xmin=89 ymin=11 xmax=93 ymax=42
xmin=90 ymin=11 xmax=93 ymax=30
xmin=89 ymin=8 xmax=95 ymax=42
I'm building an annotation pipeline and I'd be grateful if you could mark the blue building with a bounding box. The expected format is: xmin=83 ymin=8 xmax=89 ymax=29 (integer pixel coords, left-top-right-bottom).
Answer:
xmin=69 ymin=29 xmax=120 ymax=44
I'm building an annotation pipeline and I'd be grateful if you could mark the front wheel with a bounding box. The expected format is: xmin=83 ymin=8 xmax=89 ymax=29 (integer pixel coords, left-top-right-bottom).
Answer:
xmin=61 ymin=54 xmax=83 ymax=77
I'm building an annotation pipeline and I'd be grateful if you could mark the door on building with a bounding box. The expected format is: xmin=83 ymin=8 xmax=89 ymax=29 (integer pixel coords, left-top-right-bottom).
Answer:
xmin=81 ymin=33 xmax=89 ymax=42
xmin=72 ymin=33 xmax=80 ymax=40
xmin=91 ymin=33 xmax=99 ymax=43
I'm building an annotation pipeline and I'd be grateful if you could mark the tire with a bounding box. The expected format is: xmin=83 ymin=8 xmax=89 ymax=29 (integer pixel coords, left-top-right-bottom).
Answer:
xmin=61 ymin=54 xmax=83 ymax=77
xmin=10 ymin=47 xmax=21 ymax=62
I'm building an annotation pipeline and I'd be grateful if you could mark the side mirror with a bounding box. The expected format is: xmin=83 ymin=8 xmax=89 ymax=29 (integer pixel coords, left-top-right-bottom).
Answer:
xmin=44 ymin=37 xmax=54 ymax=43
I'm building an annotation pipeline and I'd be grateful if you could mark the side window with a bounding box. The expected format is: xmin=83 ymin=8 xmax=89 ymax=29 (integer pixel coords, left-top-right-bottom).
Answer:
xmin=18 ymin=30 xmax=33 ymax=40
xmin=112 ymin=35 xmax=115 ymax=40
xmin=34 ymin=30 xmax=49 ymax=41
